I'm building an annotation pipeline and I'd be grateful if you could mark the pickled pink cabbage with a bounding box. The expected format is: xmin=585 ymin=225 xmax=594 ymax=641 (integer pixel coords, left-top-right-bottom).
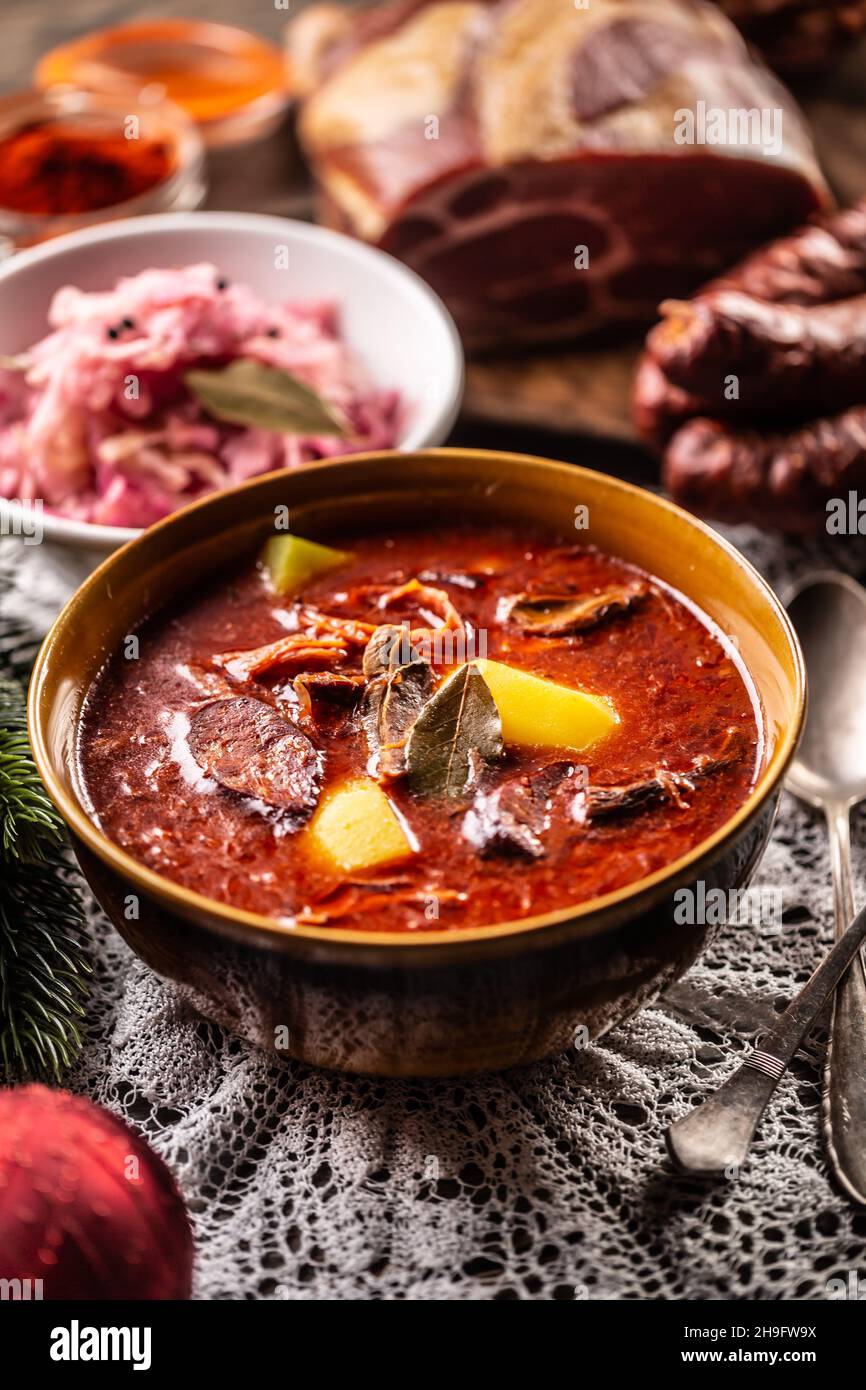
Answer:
xmin=0 ymin=263 xmax=401 ymax=527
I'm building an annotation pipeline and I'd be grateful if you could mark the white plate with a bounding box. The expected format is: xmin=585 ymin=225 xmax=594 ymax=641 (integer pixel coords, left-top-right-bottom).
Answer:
xmin=0 ymin=211 xmax=464 ymax=555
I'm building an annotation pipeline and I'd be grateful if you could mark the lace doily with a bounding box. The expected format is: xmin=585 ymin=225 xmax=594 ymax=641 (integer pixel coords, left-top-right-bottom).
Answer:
xmin=3 ymin=521 xmax=866 ymax=1302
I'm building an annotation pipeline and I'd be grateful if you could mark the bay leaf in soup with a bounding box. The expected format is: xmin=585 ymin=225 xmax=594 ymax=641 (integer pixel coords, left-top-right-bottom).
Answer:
xmin=185 ymin=359 xmax=347 ymax=436
xmin=406 ymin=663 xmax=503 ymax=798
xmin=361 ymin=625 xmax=434 ymax=779
xmin=508 ymin=584 xmax=648 ymax=635
xmin=362 ymin=623 xmax=415 ymax=679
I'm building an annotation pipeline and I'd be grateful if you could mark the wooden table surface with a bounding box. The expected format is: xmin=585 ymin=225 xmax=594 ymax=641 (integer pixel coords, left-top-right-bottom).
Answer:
xmin=4 ymin=0 xmax=866 ymax=474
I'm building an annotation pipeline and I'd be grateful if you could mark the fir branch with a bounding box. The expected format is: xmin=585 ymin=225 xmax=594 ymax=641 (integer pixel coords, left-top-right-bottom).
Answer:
xmin=0 ymin=676 xmax=90 ymax=1079
xmin=0 ymin=567 xmax=41 ymax=681
xmin=0 ymin=681 xmax=60 ymax=859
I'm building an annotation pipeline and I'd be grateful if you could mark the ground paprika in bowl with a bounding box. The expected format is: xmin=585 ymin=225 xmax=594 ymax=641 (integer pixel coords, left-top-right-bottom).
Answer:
xmin=0 ymin=87 xmax=204 ymax=249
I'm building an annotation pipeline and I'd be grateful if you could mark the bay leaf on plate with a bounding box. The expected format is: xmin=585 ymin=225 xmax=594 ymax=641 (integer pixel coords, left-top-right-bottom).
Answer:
xmin=184 ymin=358 xmax=347 ymax=436
xmin=405 ymin=662 xmax=503 ymax=798
xmin=508 ymin=583 xmax=648 ymax=635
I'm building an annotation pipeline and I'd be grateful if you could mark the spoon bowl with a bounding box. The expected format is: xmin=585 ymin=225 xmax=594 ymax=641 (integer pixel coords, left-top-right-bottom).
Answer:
xmin=786 ymin=572 xmax=866 ymax=809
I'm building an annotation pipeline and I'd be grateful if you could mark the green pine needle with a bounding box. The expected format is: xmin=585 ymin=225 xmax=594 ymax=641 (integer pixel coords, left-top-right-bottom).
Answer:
xmin=0 ymin=682 xmax=60 ymax=859
xmin=0 ymin=675 xmax=90 ymax=1080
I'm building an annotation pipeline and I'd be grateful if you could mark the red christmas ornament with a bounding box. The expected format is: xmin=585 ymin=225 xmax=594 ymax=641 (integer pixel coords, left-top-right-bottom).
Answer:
xmin=0 ymin=1084 xmax=194 ymax=1299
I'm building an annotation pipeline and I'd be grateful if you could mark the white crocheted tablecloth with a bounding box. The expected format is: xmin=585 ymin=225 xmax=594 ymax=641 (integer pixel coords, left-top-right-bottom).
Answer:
xmin=4 ymin=521 xmax=866 ymax=1303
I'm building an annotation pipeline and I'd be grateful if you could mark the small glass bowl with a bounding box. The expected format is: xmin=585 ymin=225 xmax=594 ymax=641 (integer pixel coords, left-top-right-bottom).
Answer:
xmin=0 ymin=86 xmax=206 ymax=253
xmin=36 ymin=19 xmax=290 ymax=150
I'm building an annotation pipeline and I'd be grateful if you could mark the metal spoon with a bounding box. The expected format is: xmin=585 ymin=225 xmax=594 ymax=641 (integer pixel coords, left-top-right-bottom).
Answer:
xmin=667 ymin=902 xmax=866 ymax=1178
xmin=667 ymin=571 xmax=866 ymax=1196
xmin=785 ymin=571 xmax=866 ymax=1204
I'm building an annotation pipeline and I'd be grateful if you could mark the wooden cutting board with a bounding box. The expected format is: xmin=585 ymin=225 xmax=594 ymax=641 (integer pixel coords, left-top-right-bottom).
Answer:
xmin=463 ymin=49 xmax=866 ymax=440
xmin=464 ymin=343 xmax=642 ymax=442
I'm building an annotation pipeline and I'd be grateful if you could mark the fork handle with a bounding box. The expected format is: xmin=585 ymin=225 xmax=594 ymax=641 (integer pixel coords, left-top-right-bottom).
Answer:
xmin=823 ymin=801 xmax=866 ymax=1204
xmin=667 ymin=901 xmax=866 ymax=1178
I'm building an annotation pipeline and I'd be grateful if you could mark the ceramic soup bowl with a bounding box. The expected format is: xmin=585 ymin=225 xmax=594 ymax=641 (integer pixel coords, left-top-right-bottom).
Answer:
xmin=29 ymin=449 xmax=804 ymax=1076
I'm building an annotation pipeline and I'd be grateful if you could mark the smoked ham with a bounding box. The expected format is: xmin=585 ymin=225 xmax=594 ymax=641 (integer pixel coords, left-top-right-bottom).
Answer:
xmin=288 ymin=0 xmax=829 ymax=350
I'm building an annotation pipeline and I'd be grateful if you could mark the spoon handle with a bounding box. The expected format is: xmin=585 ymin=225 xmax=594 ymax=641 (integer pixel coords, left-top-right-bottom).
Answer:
xmin=667 ymin=901 xmax=866 ymax=1178
xmin=823 ymin=801 xmax=866 ymax=1205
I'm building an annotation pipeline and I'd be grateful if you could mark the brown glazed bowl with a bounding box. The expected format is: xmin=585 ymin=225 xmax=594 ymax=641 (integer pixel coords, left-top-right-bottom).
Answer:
xmin=29 ymin=450 xmax=805 ymax=1076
